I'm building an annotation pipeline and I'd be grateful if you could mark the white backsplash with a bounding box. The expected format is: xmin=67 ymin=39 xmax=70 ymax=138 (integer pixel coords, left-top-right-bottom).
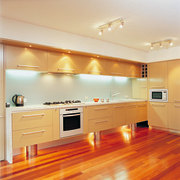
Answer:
xmin=6 ymin=70 xmax=132 ymax=106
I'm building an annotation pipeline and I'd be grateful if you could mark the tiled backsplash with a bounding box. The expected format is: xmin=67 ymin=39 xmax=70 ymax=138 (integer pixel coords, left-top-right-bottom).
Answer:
xmin=6 ymin=70 xmax=132 ymax=106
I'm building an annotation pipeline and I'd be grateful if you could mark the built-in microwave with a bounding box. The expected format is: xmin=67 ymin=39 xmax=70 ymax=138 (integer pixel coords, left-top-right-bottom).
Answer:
xmin=149 ymin=89 xmax=168 ymax=102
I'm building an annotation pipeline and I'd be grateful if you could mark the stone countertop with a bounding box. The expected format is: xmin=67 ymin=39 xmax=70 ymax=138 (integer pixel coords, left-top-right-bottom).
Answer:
xmin=6 ymin=99 xmax=147 ymax=113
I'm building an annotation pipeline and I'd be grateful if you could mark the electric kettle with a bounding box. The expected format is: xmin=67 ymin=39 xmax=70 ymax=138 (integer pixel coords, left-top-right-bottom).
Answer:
xmin=12 ymin=94 xmax=24 ymax=106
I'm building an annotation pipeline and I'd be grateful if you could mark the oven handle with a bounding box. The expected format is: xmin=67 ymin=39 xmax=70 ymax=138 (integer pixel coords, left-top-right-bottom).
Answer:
xmin=63 ymin=113 xmax=80 ymax=117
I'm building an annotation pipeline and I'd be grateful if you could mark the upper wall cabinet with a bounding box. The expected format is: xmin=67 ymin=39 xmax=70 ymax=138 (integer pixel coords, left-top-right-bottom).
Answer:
xmin=125 ymin=63 xmax=141 ymax=78
xmin=48 ymin=52 xmax=87 ymax=74
xmin=4 ymin=45 xmax=48 ymax=71
xmin=148 ymin=61 xmax=168 ymax=89
xmin=168 ymin=60 xmax=180 ymax=102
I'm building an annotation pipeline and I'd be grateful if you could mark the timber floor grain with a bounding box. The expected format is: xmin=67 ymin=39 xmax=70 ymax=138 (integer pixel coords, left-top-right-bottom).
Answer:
xmin=0 ymin=127 xmax=180 ymax=180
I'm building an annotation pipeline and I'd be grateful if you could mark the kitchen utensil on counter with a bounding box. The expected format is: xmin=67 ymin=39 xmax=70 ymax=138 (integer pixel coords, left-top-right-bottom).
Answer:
xmin=12 ymin=94 xmax=24 ymax=106
xmin=93 ymin=98 xmax=99 ymax=102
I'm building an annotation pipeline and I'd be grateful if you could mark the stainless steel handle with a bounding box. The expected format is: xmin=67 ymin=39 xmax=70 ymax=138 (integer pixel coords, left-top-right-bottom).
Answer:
xmin=57 ymin=68 xmax=75 ymax=71
xmin=63 ymin=113 xmax=80 ymax=117
xmin=112 ymin=72 xmax=123 ymax=75
xmin=114 ymin=106 xmax=125 ymax=108
xmin=17 ymin=65 xmax=39 ymax=68
xmin=95 ymin=108 xmax=108 ymax=110
xmin=152 ymin=104 xmax=165 ymax=107
xmin=96 ymin=120 xmax=108 ymax=124
xmin=22 ymin=113 xmax=45 ymax=118
xmin=22 ymin=130 xmax=46 ymax=135
xmin=127 ymin=105 xmax=136 ymax=108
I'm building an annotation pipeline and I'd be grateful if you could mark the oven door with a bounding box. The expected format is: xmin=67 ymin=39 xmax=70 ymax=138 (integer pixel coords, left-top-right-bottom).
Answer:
xmin=60 ymin=113 xmax=83 ymax=137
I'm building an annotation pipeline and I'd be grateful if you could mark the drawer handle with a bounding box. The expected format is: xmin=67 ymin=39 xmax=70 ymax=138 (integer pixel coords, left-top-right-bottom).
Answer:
xmin=17 ymin=65 xmax=39 ymax=68
xmin=22 ymin=130 xmax=46 ymax=135
xmin=114 ymin=106 xmax=125 ymax=108
xmin=152 ymin=104 xmax=165 ymax=107
xmin=95 ymin=120 xmax=108 ymax=124
xmin=174 ymin=105 xmax=180 ymax=108
xmin=95 ymin=108 xmax=108 ymax=110
xmin=57 ymin=68 xmax=75 ymax=71
xmin=137 ymin=105 xmax=146 ymax=107
xmin=22 ymin=113 xmax=45 ymax=118
xmin=174 ymin=100 xmax=180 ymax=103
xmin=112 ymin=72 xmax=123 ymax=75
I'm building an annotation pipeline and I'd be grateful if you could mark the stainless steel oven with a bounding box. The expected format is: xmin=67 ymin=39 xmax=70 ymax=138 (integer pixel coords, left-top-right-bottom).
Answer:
xmin=60 ymin=107 xmax=83 ymax=137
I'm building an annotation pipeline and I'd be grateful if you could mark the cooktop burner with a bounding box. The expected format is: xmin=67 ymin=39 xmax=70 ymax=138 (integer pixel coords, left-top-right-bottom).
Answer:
xmin=43 ymin=100 xmax=81 ymax=105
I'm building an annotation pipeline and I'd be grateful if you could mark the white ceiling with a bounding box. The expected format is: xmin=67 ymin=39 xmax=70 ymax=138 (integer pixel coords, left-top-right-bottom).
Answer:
xmin=1 ymin=0 xmax=180 ymax=51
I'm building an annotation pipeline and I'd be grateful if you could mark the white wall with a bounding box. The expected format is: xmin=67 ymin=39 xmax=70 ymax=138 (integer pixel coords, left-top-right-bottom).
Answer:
xmin=6 ymin=71 xmax=132 ymax=106
xmin=146 ymin=46 xmax=180 ymax=62
xmin=0 ymin=17 xmax=147 ymax=62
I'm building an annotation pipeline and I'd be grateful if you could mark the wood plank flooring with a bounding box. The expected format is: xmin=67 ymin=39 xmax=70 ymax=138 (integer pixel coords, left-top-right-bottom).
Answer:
xmin=0 ymin=127 xmax=180 ymax=180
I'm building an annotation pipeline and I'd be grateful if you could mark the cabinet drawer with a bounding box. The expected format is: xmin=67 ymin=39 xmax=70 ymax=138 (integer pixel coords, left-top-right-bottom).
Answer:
xmin=88 ymin=117 xmax=112 ymax=132
xmin=13 ymin=126 xmax=52 ymax=148
xmin=86 ymin=105 xmax=112 ymax=120
xmin=12 ymin=110 xmax=53 ymax=130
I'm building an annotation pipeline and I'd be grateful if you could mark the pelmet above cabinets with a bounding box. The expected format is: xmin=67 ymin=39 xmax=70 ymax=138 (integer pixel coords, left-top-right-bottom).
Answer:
xmin=4 ymin=45 xmax=48 ymax=71
xmin=4 ymin=45 xmax=142 ymax=77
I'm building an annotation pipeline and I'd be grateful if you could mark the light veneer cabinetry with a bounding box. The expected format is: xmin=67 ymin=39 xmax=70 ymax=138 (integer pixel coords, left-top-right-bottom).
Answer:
xmin=126 ymin=63 xmax=141 ymax=78
xmin=168 ymin=60 xmax=180 ymax=102
xmin=168 ymin=103 xmax=180 ymax=131
xmin=126 ymin=103 xmax=137 ymax=124
xmin=0 ymin=44 xmax=4 ymax=161
xmin=136 ymin=102 xmax=147 ymax=123
xmin=148 ymin=61 xmax=168 ymax=89
xmin=148 ymin=102 xmax=168 ymax=128
xmin=4 ymin=45 xmax=48 ymax=71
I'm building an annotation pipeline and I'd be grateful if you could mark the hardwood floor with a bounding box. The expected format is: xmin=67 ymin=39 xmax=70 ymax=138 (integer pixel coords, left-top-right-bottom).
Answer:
xmin=0 ymin=127 xmax=180 ymax=180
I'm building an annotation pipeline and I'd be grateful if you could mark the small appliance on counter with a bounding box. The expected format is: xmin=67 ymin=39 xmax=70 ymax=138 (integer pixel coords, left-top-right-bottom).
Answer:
xmin=12 ymin=94 xmax=24 ymax=106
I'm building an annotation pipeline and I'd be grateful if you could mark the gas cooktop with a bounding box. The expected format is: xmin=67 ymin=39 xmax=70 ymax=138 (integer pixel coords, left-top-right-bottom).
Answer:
xmin=43 ymin=100 xmax=81 ymax=105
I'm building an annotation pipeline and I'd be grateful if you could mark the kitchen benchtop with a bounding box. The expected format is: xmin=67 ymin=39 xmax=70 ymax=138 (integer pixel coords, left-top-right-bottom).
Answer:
xmin=6 ymin=99 xmax=147 ymax=113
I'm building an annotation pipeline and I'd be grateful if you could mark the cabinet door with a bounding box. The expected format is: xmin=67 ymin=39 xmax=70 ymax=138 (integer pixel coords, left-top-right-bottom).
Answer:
xmin=148 ymin=62 xmax=168 ymax=89
xmin=148 ymin=102 xmax=168 ymax=128
xmin=168 ymin=103 xmax=180 ymax=131
xmin=136 ymin=102 xmax=147 ymax=123
xmin=4 ymin=45 xmax=48 ymax=71
xmin=168 ymin=60 xmax=180 ymax=102
xmin=126 ymin=103 xmax=137 ymax=124
xmin=113 ymin=104 xmax=127 ymax=127
xmin=126 ymin=63 xmax=141 ymax=78
xmin=84 ymin=58 xmax=108 ymax=75
xmin=107 ymin=61 xmax=126 ymax=76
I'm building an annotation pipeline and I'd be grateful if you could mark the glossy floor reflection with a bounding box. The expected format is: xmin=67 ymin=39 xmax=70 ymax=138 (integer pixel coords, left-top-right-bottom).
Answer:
xmin=0 ymin=127 xmax=180 ymax=180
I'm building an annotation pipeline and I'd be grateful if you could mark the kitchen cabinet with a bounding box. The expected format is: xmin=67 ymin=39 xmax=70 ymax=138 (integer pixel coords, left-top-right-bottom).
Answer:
xmin=136 ymin=102 xmax=147 ymax=123
xmin=126 ymin=63 xmax=141 ymax=78
xmin=112 ymin=103 xmax=127 ymax=127
xmin=4 ymin=45 xmax=48 ymax=71
xmin=52 ymin=108 xmax=60 ymax=140
xmin=148 ymin=61 xmax=168 ymax=89
xmin=107 ymin=60 xmax=126 ymax=77
xmin=48 ymin=52 xmax=87 ymax=74
xmin=126 ymin=103 xmax=137 ymax=124
xmin=84 ymin=105 xmax=113 ymax=133
xmin=148 ymin=102 xmax=168 ymax=128
xmin=168 ymin=60 xmax=180 ymax=102
xmin=168 ymin=103 xmax=180 ymax=131
xmin=0 ymin=44 xmax=4 ymax=161
xmin=12 ymin=109 xmax=55 ymax=148
xmin=84 ymin=58 xmax=108 ymax=75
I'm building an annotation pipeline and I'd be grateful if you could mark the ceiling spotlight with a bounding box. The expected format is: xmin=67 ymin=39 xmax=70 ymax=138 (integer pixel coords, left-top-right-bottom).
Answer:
xmin=108 ymin=24 xmax=112 ymax=31
xmin=119 ymin=21 xmax=124 ymax=29
xmin=98 ymin=29 xmax=103 ymax=36
xmin=169 ymin=41 xmax=173 ymax=46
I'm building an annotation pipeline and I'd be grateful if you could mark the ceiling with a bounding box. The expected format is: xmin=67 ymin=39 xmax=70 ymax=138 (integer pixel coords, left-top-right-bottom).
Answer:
xmin=1 ymin=0 xmax=180 ymax=51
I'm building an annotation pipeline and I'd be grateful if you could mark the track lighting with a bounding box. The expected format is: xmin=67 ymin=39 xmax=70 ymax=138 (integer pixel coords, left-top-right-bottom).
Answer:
xmin=149 ymin=39 xmax=174 ymax=50
xmin=97 ymin=18 xmax=125 ymax=35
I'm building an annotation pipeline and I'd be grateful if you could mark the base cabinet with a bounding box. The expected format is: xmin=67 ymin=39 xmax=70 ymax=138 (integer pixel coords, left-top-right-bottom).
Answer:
xmin=136 ymin=102 xmax=147 ymax=123
xmin=168 ymin=103 xmax=180 ymax=131
xmin=148 ymin=102 xmax=168 ymax=128
xmin=126 ymin=103 xmax=137 ymax=124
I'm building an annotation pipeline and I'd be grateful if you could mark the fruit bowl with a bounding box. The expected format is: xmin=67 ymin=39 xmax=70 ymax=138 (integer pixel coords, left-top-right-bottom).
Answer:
xmin=93 ymin=98 xmax=99 ymax=102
